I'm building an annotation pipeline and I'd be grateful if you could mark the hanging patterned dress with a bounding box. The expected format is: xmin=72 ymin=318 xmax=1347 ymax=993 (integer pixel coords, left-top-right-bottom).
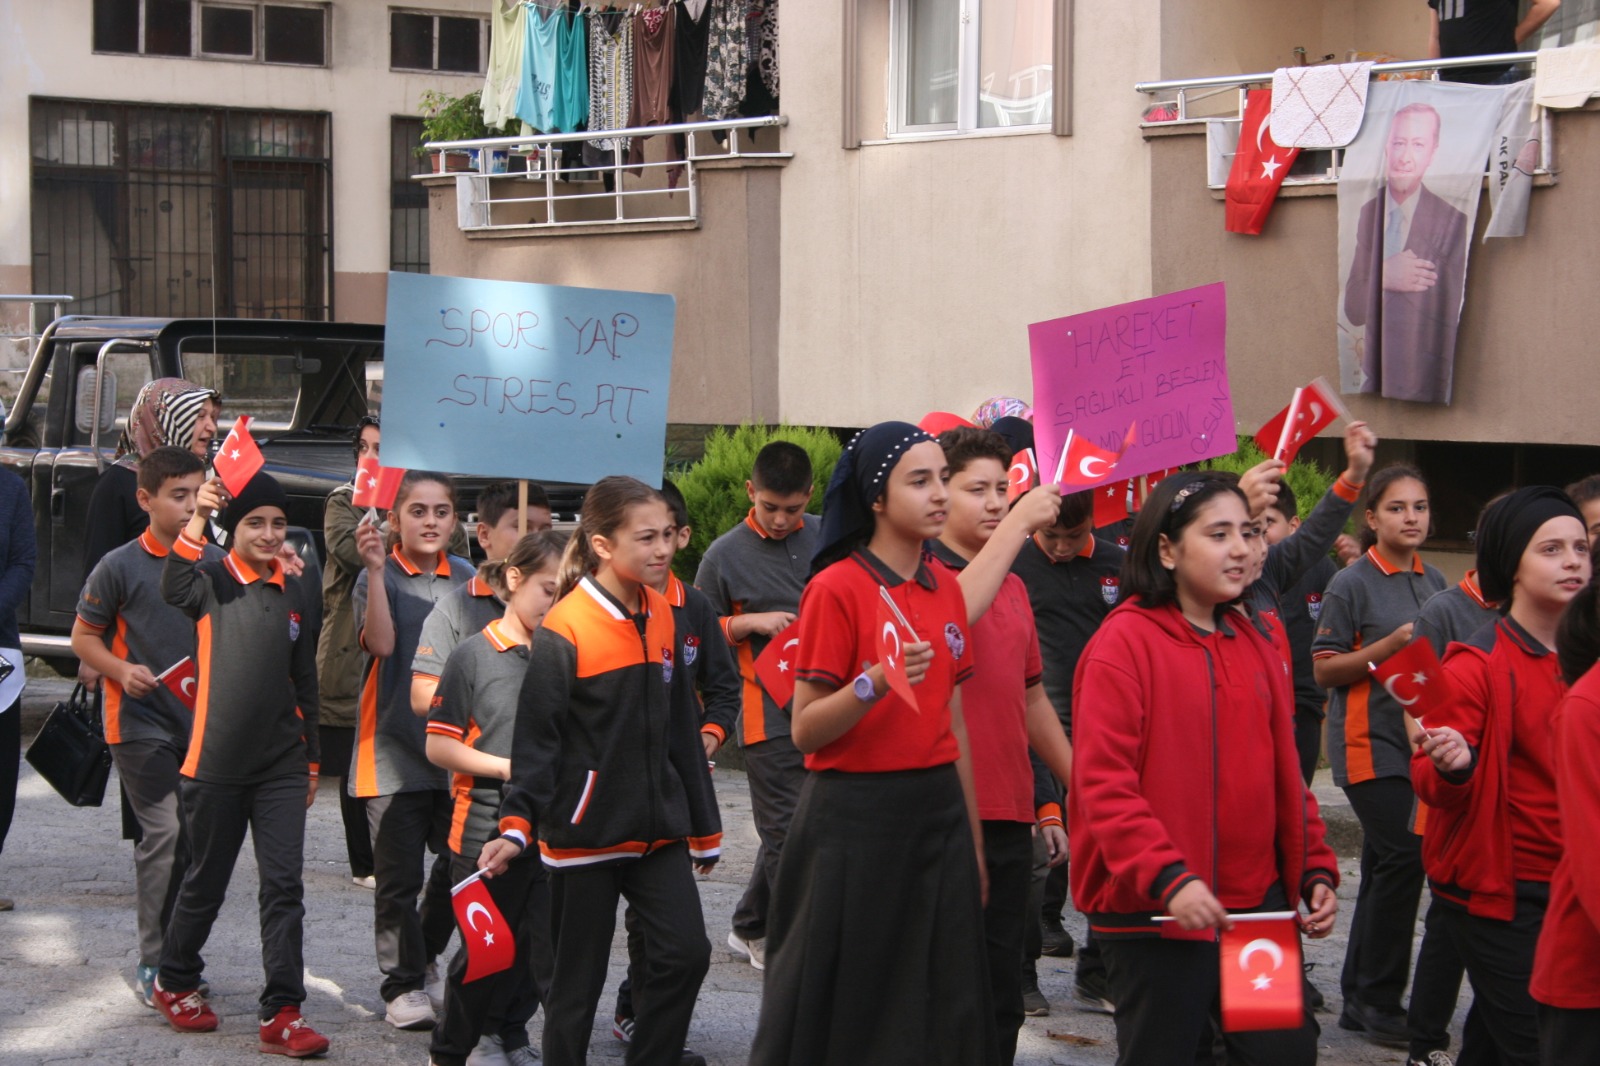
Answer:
xmin=700 ymin=0 xmax=747 ymax=121
xmin=584 ymin=10 xmax=634 ymax=166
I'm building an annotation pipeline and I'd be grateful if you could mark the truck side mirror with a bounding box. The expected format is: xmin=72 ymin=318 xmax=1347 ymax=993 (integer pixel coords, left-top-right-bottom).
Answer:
xmin=74 ymin=366 xmax=118 ymax=436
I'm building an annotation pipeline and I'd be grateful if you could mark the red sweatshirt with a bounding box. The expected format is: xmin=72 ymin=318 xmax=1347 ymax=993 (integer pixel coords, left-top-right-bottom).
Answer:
xmin=1068 ymin=599 xmax=1338 ymax=939
xmin=1412 ymin=616 xmax=1566 ymax=921
xmin=1531 ymin=664 xmax=1600 ymax=1008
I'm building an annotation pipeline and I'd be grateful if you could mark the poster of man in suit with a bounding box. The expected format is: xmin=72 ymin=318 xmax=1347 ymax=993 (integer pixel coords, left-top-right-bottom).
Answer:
xmin=1337 ymin=81 xmax=1501 ymax=405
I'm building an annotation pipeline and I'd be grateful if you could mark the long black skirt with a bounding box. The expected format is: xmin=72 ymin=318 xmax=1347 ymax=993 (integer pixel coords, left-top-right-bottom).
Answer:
xmin=749 ymin=764 xmax=999 ymax=1066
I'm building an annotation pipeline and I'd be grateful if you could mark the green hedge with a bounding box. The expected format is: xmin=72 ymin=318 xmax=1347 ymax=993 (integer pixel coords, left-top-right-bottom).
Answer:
xmin=671 ymin=424 xmax=843 ymax=581
xmin=1201 ymin=439 xmax=1337 ymax=522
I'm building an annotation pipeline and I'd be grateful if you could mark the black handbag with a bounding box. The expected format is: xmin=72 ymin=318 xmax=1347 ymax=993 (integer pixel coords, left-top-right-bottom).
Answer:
xmin=25 ymin=683 xmax=112 ymax=807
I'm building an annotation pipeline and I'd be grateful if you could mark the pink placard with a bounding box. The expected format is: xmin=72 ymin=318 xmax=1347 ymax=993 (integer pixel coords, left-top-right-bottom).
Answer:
xmin=1028 ymin=282 xmax=1234 ymax=486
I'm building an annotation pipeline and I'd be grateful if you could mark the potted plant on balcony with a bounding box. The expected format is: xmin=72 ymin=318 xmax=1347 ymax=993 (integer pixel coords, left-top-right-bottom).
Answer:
xmin=417 ymin=90 xmax=506 ymax=173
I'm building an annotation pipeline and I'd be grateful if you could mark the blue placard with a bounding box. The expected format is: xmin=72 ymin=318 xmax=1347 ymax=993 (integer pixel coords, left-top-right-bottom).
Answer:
xmin=380 ymin=272 xmax=676 ymax=487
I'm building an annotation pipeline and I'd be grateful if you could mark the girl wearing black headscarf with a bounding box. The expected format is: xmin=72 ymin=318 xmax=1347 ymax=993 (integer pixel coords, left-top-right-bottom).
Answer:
xmin=1413 ymin=486 xmax=1592 ymax=1066
xmin=748 ymin=422 xmax=997 ymax=1066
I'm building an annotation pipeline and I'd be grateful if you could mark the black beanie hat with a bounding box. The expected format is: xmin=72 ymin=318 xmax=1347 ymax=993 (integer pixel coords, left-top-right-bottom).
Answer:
xmin=221 ymin=471 xmax=289 ymax=538
xmin=1475 ymin=485 xmax=1583 ymax=606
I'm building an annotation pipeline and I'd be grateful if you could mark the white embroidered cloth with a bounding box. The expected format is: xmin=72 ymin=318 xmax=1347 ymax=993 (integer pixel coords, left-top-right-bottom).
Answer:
xmin=1270 ymin=63 xmax=1374 ymax=148
xmin=1534 ymin=43 xmax=1600 ymax=110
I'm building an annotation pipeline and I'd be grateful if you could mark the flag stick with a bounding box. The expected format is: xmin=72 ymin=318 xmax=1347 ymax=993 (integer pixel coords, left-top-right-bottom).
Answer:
xmin=1052 ymin=430 xmax=1074 ymax=487
xmin=1273 ymin=387 xmax=1303 ymax=463
xmin=878 ymin=584 xmax=920 ymax=642
xmin=517 ymin=479 xmax=528 ymax=538
xmin=1310 ymin=375 xmax=1353 ymax=424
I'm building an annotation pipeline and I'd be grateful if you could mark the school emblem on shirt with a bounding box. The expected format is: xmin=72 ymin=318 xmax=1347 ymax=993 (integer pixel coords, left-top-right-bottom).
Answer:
xmin=1115 ymin=535 xmax=1130 ymax=551
xmin=944 ymin=622 xmax=965 ymax=661
xmin=288 ymin=611 xmax=302 ymax=642
xmin=1305 ymin=592 xmax=1323 ymax=621
xmin=684 ymin=635 xmax=699 ymax=666
xmin=661 ymin=647 xmax=675 ymax=684
xmin=1100 ymin=576 xmax=1121 ymax=606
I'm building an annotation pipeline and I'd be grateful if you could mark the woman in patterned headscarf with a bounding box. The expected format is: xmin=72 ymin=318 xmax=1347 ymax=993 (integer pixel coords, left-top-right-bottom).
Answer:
xmin=83 ymin=379 xmax=221 ymax=577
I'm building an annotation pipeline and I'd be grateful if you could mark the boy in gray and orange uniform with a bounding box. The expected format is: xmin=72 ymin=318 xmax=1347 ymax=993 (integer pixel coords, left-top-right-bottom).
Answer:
xmin=152 ymin=471 xmax=328 ymax=1058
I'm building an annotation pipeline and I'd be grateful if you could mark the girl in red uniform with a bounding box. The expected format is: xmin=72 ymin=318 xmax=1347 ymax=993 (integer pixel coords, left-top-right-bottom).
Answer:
xmin=1070 ymin=472 xmax=1338 ymax=1066
xmin=1414 ymin=486 xmax=1591 ymax=1066
xmin=748 ymin=421 xmax=995 ymax=1066
xmin=1533 ymin=564 xmax=1600 ymax=1060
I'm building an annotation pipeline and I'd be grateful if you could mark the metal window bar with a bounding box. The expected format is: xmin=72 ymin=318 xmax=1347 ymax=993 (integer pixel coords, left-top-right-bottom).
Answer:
xmin=1136 ymin=52 xmax=1554 ymax=183
xmin=422 ymin=115 xmax=787 ymax=232
xmin=29 ymin=98 xmax=332 ymax=321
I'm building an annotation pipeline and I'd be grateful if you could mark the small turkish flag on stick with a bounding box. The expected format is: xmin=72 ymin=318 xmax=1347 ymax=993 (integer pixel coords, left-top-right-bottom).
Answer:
xmin=754 ymin=627 xmax=801 ymax=708
xmin=352 ymin=455 xmax=408 ymax=512
xmin=156 ymin=657 xmax=198 ymax=711
xmin=1370 ymin=638 xmax=1461 ymax=740
xmin=1006 ymin=448 xmax=1038 ymax=505
xmin=1255 ymin=377 xmax=1348 ymax=465
xmin=875 ymin=586 xmax=920 ymax=712
xmin=451 ymin=869 xmax=516 ymax=983
xmin=1219 ymin=912 xmax=1304 ymax=1032
xmin=1054 ymin=423 xmax=1137 ymax=489
xmin=212 ymin=415 xmax=265 ymax=496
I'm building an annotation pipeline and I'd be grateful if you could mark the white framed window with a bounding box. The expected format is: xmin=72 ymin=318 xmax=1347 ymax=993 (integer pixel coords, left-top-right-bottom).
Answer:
xmin=890 ymin=0 xmax=1056 ymax=135
xmin=389 ymin=9 xmax=488 ymax=75
xmin=91 ymin=0 xmax=328 ymax=67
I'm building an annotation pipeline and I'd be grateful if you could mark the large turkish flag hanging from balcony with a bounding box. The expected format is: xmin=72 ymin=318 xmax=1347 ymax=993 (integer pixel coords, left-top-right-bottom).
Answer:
xmin=1226 ymin=89 xmax=1301 ymax=236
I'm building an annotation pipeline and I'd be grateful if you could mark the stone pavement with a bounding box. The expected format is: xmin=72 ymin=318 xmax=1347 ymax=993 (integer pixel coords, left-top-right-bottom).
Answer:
xmin=0 ymin=680 xmax=1451 ymax=1065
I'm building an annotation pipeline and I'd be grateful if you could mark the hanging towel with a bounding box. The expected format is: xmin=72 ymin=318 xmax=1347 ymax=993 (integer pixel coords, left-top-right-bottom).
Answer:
xmin=1484 ymin=79 xmax=1539 ymax=240
xmin=456 ymin=174 xmax=491 ymax=230
xmin=481 ymin=0 xmax=528 ymax=131
xmin=1533 ymin=43 xmax=1600 ymax=110
xmin=1270 ymin=62 xmax=1374 ymax=148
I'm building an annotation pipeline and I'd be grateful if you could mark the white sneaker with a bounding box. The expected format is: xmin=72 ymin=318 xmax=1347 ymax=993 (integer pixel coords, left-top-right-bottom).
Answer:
xmin=727 ymin=930 xmax=766 ymax=972
xmin=352 ymin=874 xmax=376 ymax=889
xmin=385 ymin=989 xmax=436 ymax=1030
xmin=424 ymin=960 xmax=446 ymax=1013
xmin=467 ymin=1033 xmax=511 ymax=1066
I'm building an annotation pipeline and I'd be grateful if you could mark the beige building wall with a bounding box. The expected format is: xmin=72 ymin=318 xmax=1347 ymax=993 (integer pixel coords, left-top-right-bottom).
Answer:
xmin=1145 ymin=109 xmax=1600 ymax=447
xmin=1 ymin=0 xmax=490 ymax=327
xmin=426 ymin=163 xmax=785 ymax=427
xmin=773 ymin=0 xmax=1162 ymax=428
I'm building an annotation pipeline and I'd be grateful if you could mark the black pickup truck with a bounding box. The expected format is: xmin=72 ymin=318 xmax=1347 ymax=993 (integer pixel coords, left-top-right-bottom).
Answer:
xmin=0 ymin=316 xmax=585 ymax=671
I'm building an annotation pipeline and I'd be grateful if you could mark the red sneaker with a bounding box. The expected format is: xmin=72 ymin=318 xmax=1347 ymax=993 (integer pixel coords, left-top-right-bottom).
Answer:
xmin=152 ymin=980 xmax=219 ymax=1033
xmin=259 ymin=1007 xmax=330 ymax=1058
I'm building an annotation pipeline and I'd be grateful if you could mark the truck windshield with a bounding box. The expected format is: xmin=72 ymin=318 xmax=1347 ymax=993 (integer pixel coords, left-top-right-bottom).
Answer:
xmin=177 ymin=340 xmax=304 ymax=430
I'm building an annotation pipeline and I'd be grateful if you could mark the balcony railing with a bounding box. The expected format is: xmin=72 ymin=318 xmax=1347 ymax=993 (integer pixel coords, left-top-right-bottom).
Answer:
xmin=419 ymin=115 xmax=789 ymax=233
xmin=1135 ymin=52 xmax=1554 ymax=188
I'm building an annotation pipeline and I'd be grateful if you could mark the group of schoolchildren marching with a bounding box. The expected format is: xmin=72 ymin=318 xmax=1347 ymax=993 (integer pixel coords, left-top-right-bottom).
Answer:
xmin=69 ymin=399 xmax=1600 ymax=1066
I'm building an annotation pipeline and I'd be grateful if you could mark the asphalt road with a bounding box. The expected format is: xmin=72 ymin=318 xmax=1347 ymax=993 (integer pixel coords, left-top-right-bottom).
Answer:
xmin=0 ymin=679 xmax=1453 ymax=1065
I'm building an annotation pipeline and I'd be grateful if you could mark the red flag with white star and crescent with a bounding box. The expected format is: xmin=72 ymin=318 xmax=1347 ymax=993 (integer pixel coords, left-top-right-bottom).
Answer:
xmin=1220 ymin=912 xmax=1303 ymax=1031
xmin=451 ymin=870 xmax=515 ymax=983
xmin=754 ymin=627 xmax=801 ymax=708
xmin=212 ymin=415 xmax=265 ymax=496
xmin=1369 ymin=638 xmax=1460 ymax=725
xmin=1225 ymin=89 xmax=1302 ymax=236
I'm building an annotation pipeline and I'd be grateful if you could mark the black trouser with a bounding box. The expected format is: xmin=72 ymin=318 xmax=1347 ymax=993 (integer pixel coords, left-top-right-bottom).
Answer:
xmin=1099 ymin=892 xmax=1320 ymax=1066
xmin=317 ymin=726 xmax=373 ymax=879
xmin=731 ymin=735 xmax=806 ymax=941
xmin=1435 ymin=885 xmax=1547 ymax=1066
xmin=159 ymin=774 xmax=308 ymax=1019
xmin=1037 ymin=856 xmax=1106 ymax=985
xmin=367 ymin=789 xmax=455 ymax=1001
xmin=1409 ymin=895 xmax=1466 ymax=1059
xmin=1341 ymin=776 xmax=1424 ymax=1014
xmin=0 ymin=698 xmax=17 ymax=858
xmin=981 ymin=821 xmax=1033 ymax=1065
xmin=1293 ymin=706 xmax=1323 ymax=787
xmin=1023 ymin=834 xmax=1047 ymax=964
xmin=1537 ymin=1004 xmax=1600 ymax=1064
xmin=544 ymin=843 xmax=710 ymax=1066
xmin=429 ymin=849 xmax=553 ymax=1066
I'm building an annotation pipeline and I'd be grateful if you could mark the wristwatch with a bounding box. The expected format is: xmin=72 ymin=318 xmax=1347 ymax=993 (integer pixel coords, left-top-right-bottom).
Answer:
xmin=852 ymin=670 xmax=880 ymax=703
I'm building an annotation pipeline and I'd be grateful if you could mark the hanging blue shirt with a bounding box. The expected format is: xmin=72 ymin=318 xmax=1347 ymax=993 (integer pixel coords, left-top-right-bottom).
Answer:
xmin=516 ymin=3 xmax=561 ymax=132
